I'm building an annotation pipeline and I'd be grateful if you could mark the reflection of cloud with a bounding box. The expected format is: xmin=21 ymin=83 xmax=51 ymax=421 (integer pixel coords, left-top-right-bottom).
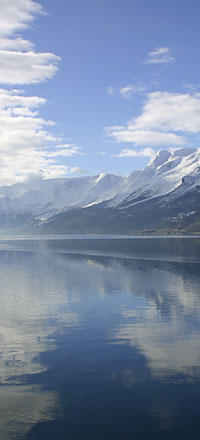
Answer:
xmin=1 ymin=241 xmax=200 ymax=437
xmin=111 ymin=320 xmax=200 ymax=377
xmin=0 ymin=249 xmax=79 ymax=438
xmin=0 ymin=251 xmax=79 ymax=383
xmin=107 ymin=259 xmax=200 ymax=378
xmin=46 ymin=249 xmax=200 ymax=379
xmin=0 ymin=385 xmax=59 ymax=440
xmin=149 ymin=398 xmax=179 ymax=430
xmin=111 ymin=368 xmax=136 ymax=389
xmin=122 ymin=369 xmax=136 ymax=389
xmin=0 ymin=310 xmax=78 ymax=383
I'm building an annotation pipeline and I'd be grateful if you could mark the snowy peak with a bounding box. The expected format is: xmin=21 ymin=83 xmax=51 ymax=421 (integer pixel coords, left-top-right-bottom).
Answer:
xmin=147 ymin=147 xmax=200 ymax=188
xmin=148 ymin=147 xmax=198 ymax=172
xmin=112 ymin=147 xmax=200 ymax=207
xmin=148 ymin=150 xmax=171 ymax=169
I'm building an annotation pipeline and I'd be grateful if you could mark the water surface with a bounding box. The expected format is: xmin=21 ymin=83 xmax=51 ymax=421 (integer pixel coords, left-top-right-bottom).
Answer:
xmin=0 ymin=237 xmax=200 ymax=439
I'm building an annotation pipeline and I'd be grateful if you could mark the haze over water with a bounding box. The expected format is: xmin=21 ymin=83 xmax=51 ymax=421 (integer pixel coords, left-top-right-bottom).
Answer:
xmin=1 ymin=237 xmax=200 ymax=439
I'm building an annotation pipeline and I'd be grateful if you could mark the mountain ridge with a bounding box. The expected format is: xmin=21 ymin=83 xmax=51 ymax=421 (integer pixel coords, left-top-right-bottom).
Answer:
xmin=0 ymin=147 xmax=200 ymax=234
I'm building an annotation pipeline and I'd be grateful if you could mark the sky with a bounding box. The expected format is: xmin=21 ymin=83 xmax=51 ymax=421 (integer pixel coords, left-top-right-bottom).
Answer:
xmin=1 ymin=0 xmax=200 ymax=185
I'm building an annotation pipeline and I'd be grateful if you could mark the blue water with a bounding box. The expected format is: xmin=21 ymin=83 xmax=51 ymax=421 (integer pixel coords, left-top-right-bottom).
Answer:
xmin=0 ymin=237 xmax=200 ymax=439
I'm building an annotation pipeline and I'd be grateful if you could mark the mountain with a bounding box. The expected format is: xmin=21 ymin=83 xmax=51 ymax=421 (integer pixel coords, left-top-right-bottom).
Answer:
xmin=0 ymin=147 xmax=200 ymax=234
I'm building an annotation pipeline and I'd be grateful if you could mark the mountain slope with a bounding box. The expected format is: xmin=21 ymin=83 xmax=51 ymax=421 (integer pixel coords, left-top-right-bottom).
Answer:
xmin=0 ymin=147 xmax=200 ymax=234
xmin=39 ymin=181 xmax=200 ymax=235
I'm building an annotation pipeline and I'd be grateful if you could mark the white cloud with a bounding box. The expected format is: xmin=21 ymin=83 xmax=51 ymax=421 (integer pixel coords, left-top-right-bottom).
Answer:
xmin=114 ymin=148 xmax=155 ymax=158
xmin=133 ymin=92 xmax=200 ymax=133
xmin=119 ymin=84 xmax=144 ymax=99
xmin=146 ymin=47 xmax=175 ymax=64
xmin=0 ymin=50 xmax=60 ymax=85
xmin=108 ymin=83 xmax=144 ymax=99
xmin=107 ymin=86 xmax=116 ymax=96
xmin=0 ymin=2 xmax=84 ymax=185
xmin=105 ymin=91 xmax=200 ymax=147
xmin=0 ymin=87 xmax=46 ymax=109
xmin=119 ymin=85 xmax=136 ymax=99
xmin=68 ymin=167 xmax=87 ymax=174
xmin=106 ymin=127 xmax=185 ymax=146
xmin=0 ymin=0 xmax=60 ymax=85
xmin=0 ymin=89 xmax=83 ymax=185
xmin=0 ymin=37 xmax=34 ymax=50
xmin=97 ymin=151 xmax=107 ymax=156
xmin=0 ymin=0 xmax=43 ymax=37
xmin=46 ymin=145 xmax=84 ymax=158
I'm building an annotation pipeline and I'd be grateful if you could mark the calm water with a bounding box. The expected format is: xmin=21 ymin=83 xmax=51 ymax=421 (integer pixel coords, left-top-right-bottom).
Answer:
xmin=1 ymin=236 xmax=200 ymax=439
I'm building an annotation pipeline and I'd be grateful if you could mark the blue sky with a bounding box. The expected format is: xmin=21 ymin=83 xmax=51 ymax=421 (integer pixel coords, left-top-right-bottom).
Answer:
xmin=1 ymin=0 xmax=200 ymax=185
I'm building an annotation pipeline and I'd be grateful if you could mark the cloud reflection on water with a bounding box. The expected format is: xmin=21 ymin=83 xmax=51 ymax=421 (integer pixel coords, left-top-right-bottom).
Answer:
xmin=0 ymin=241 xmax=200 ymax=438
xmin=108 ymin=259 xmax=200 ymax=378
xmin=0 ymin=250 xmax=80 ymax=438
xmin=0 ymin=386 xmax=59 ymax=440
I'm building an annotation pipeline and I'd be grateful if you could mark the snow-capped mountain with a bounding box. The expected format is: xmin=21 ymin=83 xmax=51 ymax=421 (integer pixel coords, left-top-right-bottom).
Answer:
xmin=0 ymin=147 xmax=200 ymax=234
xmin=111 ymin=147 xmax=200 ymax=207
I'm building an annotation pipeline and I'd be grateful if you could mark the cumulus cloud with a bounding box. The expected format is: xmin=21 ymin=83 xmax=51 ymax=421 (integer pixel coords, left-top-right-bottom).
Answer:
xmin=105 ymin=91 xmax=200 ymax=147
xmin=145 ymin=47 xmax=175 ymax=64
